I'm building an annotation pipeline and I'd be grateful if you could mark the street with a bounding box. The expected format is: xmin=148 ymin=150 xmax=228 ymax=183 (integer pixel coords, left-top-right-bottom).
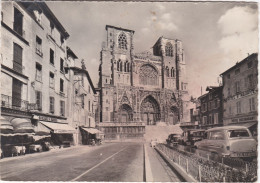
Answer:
xmin=0 ymin=142 xmax=181 ymax=181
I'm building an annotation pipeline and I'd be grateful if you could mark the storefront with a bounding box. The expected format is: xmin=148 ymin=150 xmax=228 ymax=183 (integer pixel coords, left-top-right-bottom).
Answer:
xmin=1 ymin=117 xmax=35 ymax=157
xmin=80 ymin=127 xmax=104 ymax=145
xmin=39 ymin=121 xmax=76 ymax=146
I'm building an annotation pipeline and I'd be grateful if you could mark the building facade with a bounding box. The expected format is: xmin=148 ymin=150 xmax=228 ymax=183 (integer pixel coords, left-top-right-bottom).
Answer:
xmin=97 ymin=25 xmax=189 ymax=139
xmin=221 ymin=53 xmax=258 ymax=134
xmin=180 ymin=98 xmax=200 ymax=130
xmin=198 ymin=86 xmax=223 ymax=129
xmin=0 ymin=2 xmax=97 ymax=148
xmin=66 ymin=58 xmax=98 ymax=144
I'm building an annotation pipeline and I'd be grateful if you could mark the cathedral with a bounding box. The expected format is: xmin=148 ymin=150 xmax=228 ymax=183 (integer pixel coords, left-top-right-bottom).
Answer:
xmin=97 ymin=25 xmax=189 ymax=140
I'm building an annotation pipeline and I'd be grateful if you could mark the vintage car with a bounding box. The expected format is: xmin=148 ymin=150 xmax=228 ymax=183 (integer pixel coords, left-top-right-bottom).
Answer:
xmin=179 ymin=129 xmax=205 ymax=146
xmin=166 ymin=134 xmax=182 ymax=146
xmin=194 ymin=126 xmax=257 ymax=158
xmin=150 ymin=139 xmax=158 ymax=148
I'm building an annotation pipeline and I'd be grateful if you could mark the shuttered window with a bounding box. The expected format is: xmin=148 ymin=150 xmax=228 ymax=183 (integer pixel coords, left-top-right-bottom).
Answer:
xmin=36 ymin=63 xmax=42 ymax=82
xmin=12 ymin=78 xmax=22 ymax=107
xmin=50 ymin=49 xmax=54 ymax=64
xmin=14 ymin=7 xmax=23 ymax=36
xmin=60 ymin=78 xmax=64 ymax=92
xmin=50 ymin=97 xmax=55 ymax=114
xmin=36 ymin=91 xmax=42 ymax=111
xmin=49 ymin=72 xmax=54 ymax=88
xmin=60 ymin=100 xmax=65 ymax=116
xmin=13 ymin=43 xmax=23 ymax=73
xmin=60 ymin=58 xmax=64 ymax=72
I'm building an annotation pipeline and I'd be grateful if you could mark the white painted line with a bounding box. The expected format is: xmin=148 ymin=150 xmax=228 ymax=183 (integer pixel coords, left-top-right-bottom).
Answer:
xmin=144 ymin=144 xmax=154 ymax=182
xmin=70 ymin=147 xmax=127 ymax=181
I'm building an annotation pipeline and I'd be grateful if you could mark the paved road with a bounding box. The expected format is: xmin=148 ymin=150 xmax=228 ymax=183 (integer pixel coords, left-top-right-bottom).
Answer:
xmin=0 ymin=142 xmax=182 ymax=182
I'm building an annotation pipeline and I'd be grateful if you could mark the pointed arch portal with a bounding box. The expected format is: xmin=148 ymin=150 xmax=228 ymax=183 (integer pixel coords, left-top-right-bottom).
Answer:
xmin=140 ymin=96 xmax=160 ymax=125
xmin=169 ymin=106 xmax=179 ymax=125
xmin=119 ymin=104 xmax=133 ymax=123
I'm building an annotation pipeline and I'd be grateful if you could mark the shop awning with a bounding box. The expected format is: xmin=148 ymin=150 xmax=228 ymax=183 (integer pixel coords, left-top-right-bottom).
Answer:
xmin=81 ymin=127 xmax=103 ymax=134
xmin=10 ymin=118 xmax=34 ymax=133
xmin=228 ymin=122 xmax=257 ymax=128
xmin=40 ymin=121 xmax=76 ymax=134
xmin=0 ymin=116 xmax=14 ymax=133
xmin=34 ymin=121 xmax=52 ymax=135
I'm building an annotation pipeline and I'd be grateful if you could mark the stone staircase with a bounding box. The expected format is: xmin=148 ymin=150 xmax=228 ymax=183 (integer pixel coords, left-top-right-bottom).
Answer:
xmin=144 ymin=124 xmax=183 ymax=143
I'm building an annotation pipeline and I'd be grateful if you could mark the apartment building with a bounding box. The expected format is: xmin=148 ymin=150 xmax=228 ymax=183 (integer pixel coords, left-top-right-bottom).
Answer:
xmin=221 ymin=53 xmax=258 ymax=135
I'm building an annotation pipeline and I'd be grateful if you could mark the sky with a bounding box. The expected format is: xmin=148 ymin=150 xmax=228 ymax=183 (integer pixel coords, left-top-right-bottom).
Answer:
xmin=47 ymin=1 xmax=258 ymax=98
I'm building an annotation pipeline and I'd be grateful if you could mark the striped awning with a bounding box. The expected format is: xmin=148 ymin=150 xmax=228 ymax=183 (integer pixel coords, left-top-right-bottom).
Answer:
xmin=0 ymin=116 xmax=14 ymax=133
xmin=10 ymin=118 xmax=34 ymax=133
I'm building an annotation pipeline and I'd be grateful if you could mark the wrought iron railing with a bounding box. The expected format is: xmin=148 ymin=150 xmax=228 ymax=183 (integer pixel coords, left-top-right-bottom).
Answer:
xmin=1 ymin=94 xmax=41 ymax=111
xmin=156 ymin=144 xmax=257 ymax=182
xmin=1 ymin=94 xmax=28 ymax=111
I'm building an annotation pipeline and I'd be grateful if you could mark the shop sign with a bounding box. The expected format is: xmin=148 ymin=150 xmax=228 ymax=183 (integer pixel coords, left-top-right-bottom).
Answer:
xmin=231 ymin=116 xmax=255 ymax=123
xmin=39 ymin=115 xmax=57 ymax=122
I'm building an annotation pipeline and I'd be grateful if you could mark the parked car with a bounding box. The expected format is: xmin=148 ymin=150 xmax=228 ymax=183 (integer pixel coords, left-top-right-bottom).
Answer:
xmin=166 ymin=134 xmax=182 ymax=146
xmin=179 ymin=129 xmax=205 ymax=146
xmin=194 ymin=126 xmax=257 ymax=158
xmin=150 ymin=139 xmax=158 ymax=148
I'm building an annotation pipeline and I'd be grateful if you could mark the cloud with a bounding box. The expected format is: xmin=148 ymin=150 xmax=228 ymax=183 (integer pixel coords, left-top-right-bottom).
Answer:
xmin=218 ymin=6 xmax=258 ymax=62
xmin=161 ymin=13 xmax=171 ymax=21
xmin=142 ymin=11 xmax=178 ymax=34
xmin=218 ymin=6 xmax=258 ymax=35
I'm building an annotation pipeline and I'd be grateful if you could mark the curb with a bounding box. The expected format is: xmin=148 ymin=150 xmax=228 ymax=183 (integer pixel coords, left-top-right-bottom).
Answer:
xmin=143 ymin=144 xmax=153 ymax=182
xmin=155 ymin=146 xmax=197 ymax=182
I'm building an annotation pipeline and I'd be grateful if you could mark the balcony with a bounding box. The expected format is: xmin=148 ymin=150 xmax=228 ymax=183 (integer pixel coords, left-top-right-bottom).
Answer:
xmin=1 ymin=94 xmax=28 ymax=111
xmin=1 ymin=94 xmax=42 ymax=111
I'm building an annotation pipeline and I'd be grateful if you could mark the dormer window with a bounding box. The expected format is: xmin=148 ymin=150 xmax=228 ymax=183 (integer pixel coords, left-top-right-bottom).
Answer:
xmin=50 ymin=22 xmax=54 ymax=34
xmin=33 ymin=10 xmax=42 ymax=24
xmin=118 ymin=33 xmax=127 ymax=50
xmin=165 ymin=42 xmax=173 ymax=57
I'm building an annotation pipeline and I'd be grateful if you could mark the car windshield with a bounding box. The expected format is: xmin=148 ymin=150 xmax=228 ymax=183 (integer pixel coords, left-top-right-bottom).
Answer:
xmin=228 ymin=129 xmax=250 ymax=138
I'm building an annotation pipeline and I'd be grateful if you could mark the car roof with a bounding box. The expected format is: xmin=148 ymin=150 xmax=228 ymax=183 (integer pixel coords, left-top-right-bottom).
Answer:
xmin=206 ymin=126 xmax=248 ymax=131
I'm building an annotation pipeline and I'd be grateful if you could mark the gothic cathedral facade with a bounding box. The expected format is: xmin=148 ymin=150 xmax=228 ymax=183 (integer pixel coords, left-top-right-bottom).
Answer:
xmin=97 ymin=25 xmax=189 ymax=139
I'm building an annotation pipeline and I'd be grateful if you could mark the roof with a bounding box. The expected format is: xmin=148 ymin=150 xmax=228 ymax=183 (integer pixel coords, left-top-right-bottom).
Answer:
xmin=152 ymin=36 xmax=181 ymax=48
xmin=220 ymin=53 xmax=258 ymax=76
xmin=206 ymin=126 xmax=249 ymax=131
xmin=106 ymin=25 xmax=135 ymax=34
xmin=206 ymin=85 xmax=222 ymax=92
xmin=68 ymin=67 xmax=96 ymax=94
xmin=19 ymin=2 xmax=69 ymax=39
xmin=67 ymin=47 xmax=78 ymax=59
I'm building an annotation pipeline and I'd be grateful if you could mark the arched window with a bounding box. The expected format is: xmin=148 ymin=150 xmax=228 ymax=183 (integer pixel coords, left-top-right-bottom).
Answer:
xmin=120 ymin=61 xmax=123 ymax=71
xmin=166 ymin=66 xmax=169 ymax=77
xmin=124 ymin=60 xmax=130 ymax=72
xmin=165 ymin=42 xmax=173 ymax=57
xmin=127 ymin=62 xmax=130 ymax=72
xmin=117 ymin=60 xmax=120 ymax=71
xmin=171 ymin=67 xmax=175 ymax=77
xmin=118 ymin=33 xmax=127 ymax=50
xmin=139 ymin=64 xmax=158 ymax=86
xmin=124 ymin=61 xmax=127 ymax=72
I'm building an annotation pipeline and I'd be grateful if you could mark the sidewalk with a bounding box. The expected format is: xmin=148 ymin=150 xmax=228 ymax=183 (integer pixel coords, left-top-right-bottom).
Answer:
xmin=144 ymin=143 xmax=181 ymax=182
xmin=0 ymin=145 xmax=88 ymax=163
